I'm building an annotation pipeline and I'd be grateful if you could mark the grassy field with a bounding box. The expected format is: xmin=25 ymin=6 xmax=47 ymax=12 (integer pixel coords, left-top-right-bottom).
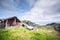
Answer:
xmin=0 ymin=27 xmax=60 ymax=40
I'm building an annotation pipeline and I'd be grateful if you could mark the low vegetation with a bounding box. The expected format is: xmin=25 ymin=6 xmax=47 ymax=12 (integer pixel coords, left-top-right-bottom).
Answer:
xmin=0 ymin=27 xmax=60 ymax=40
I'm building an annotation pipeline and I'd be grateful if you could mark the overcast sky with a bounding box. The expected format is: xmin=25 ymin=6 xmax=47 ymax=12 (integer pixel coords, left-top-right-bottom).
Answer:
xmin=0 ymin=0 xmax=60 ymax=25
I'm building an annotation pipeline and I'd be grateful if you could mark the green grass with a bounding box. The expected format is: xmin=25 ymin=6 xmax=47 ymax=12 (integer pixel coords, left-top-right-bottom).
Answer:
xmin=0 ymin=27 xmax=60 ymax=40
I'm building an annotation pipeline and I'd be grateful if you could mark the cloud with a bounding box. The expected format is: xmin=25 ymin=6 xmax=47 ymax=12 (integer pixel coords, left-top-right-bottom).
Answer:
xmin=0 ymin=0 xmax=37 ymax=18
xmin=0 ymin=0 xmax=37 ymax=11
xmin=0 ymin=0 xmax=60 ymax=25
xmin=21 ymin=0 xmax=60 ymax=25
xmin=25 ymin=0 xmax=37 ymax=7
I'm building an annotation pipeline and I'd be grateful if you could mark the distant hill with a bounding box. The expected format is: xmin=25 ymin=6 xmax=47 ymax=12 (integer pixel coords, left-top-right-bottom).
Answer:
xmin=46 ymin=23 xmax=60 ymax=26
xmin=46 ymin=23 xmax=60 ymax=32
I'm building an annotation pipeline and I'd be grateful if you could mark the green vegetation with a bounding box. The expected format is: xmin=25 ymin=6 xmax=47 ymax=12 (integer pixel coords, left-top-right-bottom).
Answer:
xmin=0 ymin=27 xmax=60 ymax=40
xmin=0 ymin=25 xmax=3 ymax=28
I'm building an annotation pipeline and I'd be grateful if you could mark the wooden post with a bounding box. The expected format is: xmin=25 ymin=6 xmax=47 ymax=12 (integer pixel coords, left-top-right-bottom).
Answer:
xmin=2 ymin=19 xmax=4 ymax=27
xmin=5 ymin=20 xmax=8 ymax=28
xmin=15 ymin=18 xmax=16 ymax=25
xmin=13 ymin=18 xmax=16 ymax=25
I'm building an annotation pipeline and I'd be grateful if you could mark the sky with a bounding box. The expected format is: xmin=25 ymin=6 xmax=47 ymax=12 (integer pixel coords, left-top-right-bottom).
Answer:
xmin=0 ymin=0 xmax=60 ymax=25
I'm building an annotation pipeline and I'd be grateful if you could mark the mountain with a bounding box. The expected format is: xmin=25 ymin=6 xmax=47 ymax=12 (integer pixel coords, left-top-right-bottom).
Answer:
xmin=22 ymin=20 xmax=41 ymax=27
xmin=46 ymin=23 xmax=60 ymax=26
xmin=46 ymin=23 xmax=60 ymax=32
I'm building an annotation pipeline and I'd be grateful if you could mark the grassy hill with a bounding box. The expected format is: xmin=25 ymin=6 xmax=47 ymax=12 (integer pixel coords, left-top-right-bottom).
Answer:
xmin=0 ymin=27 xmax=60 ymax=40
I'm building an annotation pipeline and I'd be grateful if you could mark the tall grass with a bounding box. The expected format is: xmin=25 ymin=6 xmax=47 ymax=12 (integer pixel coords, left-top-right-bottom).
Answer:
xmin=0 ymin=27 xmax=60 ymax=40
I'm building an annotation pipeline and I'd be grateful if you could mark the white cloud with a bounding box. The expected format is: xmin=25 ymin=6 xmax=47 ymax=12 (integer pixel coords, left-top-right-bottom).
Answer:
xmin=21 ymin=0 xmax=60 ymax=24
xmin=0 ymin=0 xmax=60 ymax=25
xmin=25 ymin=0 xmax=37 ymax=7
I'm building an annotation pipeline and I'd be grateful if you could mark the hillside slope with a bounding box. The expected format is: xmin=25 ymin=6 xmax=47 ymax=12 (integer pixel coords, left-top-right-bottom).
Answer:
xmin=0 ymin=27 xmax=60 ymax=40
